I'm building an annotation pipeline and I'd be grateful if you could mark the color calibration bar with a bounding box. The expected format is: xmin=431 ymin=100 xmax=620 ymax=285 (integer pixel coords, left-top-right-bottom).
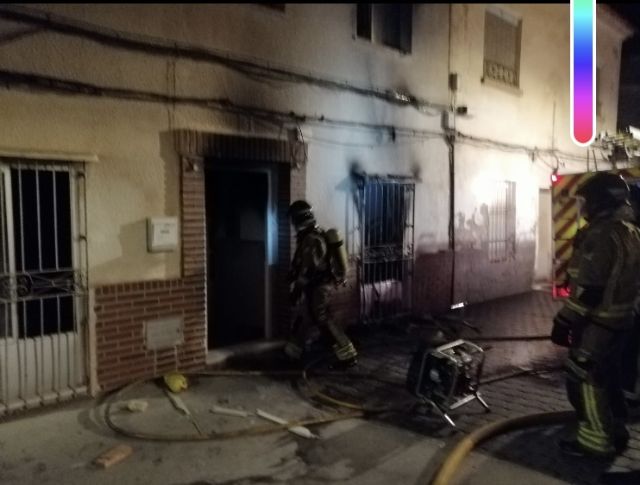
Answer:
xmin=571 ymin=0 xmax=596 ymax=146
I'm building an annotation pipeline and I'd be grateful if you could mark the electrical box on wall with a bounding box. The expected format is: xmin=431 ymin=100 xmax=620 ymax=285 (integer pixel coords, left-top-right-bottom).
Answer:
xmin=147 ymin=217 xmax=179 ymax=253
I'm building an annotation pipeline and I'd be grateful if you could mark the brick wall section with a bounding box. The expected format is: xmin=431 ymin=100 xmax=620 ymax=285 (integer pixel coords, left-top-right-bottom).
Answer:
xmin=95 ymin=276 xmax=205 ymax=390
xmin=95 ymin=131 xmax=308 ymax=391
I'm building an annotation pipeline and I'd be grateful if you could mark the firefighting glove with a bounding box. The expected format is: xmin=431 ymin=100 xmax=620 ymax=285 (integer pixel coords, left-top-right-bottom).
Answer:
xmin=551 ymin=307 xmax=584 ymax=347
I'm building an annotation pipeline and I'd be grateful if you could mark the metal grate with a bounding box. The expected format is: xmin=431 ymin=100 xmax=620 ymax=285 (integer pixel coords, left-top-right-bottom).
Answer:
xmin=354 ymin=174 xmax=415 ymax=324
xmin=488 ymin=180 xmax=516 ymax=262
xmin=483 ymin=59 xmax=519 ymax=87
xmin=0 ymin=161 xmax=88 ymax=413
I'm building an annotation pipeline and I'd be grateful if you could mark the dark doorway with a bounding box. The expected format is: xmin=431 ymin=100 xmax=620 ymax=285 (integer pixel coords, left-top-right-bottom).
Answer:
xmin=206 ymin=169 xmax=268 ymax=348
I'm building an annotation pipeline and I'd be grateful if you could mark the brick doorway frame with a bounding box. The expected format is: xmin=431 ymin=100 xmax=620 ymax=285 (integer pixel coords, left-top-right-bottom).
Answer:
xmin=94 ymin=131 xmax=305 ymax=392
xmin=175 ymin=130 xmax=306 ymax=350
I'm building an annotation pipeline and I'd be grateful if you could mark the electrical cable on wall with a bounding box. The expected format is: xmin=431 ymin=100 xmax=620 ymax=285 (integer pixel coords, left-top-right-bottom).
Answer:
xmin=0 ymin=4 xmax=448 ymax=116
xmin=0 ymin=68 xmax=443 ymax=139
xmin=0 ymin=66 xmax=602 ymax=169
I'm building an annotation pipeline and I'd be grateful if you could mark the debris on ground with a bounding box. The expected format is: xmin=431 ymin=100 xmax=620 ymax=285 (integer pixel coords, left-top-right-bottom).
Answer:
xmin=93 ymin=444 xmax=134 ymax=469
xmin=125 ymin=400 xmax=148 ymax=413
xmin=210 ymin=405 xmax=250 ymax=418
xmin=165 ymin=390 xmax=190 ymax=416
xmin=256 ymin=408 xmax=319 ymax=439
xmin=164 ymin=389 xmax=205 ymax=436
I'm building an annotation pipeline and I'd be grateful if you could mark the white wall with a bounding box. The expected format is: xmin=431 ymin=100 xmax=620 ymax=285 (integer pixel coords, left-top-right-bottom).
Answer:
xmin=0 ymin=4 xmax=451 ymax=286
xmin=0 ymin=3 xmax=630 ymax=297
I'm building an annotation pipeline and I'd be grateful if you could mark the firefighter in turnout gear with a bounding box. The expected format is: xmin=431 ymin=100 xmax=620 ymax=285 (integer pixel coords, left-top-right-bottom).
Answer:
xmin=551 ymin=172 xmax=640 ymax=458
xmin=284 ymin=200 xmax=358 ymax=368
xmin=621 ymin=184 xmax=640 ymax=403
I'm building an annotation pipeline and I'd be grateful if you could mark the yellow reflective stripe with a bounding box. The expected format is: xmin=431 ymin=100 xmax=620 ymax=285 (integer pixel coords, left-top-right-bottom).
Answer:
xmin=578 ymin=424 xmax=608 ymax=441
xmin=334 ymin=342 xmax=357 ymax=360
xmin=582 ymin=383 xmax=602 ymax=435
xmin=578 ymin=430 xmax=611 ymax=452
xmin=588 ymin=384 xmax=605 ymax=434
xmin=578 ymin=428 xmax=606 ymax=445
xmin=565 ymin=301 xmax=633 ymax=321
xmin=581 ymin=383 xmax=596 ymax=434
xmin=566 ymin=300 xmax=588 ymax=315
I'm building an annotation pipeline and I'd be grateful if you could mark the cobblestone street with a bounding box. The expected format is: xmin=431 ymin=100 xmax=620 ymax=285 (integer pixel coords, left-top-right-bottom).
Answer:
xmin=304 ymin=291 xmax=640 ymax=484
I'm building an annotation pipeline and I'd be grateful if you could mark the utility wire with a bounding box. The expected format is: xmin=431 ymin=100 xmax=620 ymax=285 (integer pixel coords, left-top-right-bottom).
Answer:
xmin=0 ymin=66 xmax=597 ymax=166
xmin=0 ymin=4 xmax=448 ymax=114
xmin=0 ymin=68 xmax=443 ymax=138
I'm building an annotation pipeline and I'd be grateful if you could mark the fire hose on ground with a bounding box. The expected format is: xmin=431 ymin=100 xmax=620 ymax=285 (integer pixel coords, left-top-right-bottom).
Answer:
xmin=102 ymin=358 xmax=575 ymax=485
xmin=428 ymin=411 xmax=575 ymax=485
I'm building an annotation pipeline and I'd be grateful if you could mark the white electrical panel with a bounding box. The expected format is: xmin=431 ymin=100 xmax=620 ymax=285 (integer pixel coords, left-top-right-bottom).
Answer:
xmin=147 ymin=217 xmax=179 ymax=252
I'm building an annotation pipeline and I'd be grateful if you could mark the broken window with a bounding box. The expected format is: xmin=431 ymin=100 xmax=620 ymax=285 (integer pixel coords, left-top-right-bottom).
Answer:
xmin=483 ymin=7 xmax=522 ymax=87
xmin=488 ymin=180 xmax=516 ymax=262
xmin=356 ymin=4 xmax=413 ymax=54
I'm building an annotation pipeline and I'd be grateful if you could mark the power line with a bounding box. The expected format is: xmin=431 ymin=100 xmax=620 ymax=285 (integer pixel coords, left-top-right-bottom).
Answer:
xmin=0 ymin=66 xmax=596 ymax=167
xmin=0 ymin=4 xmax=448 ymax=114
xmin=0 ymin=68 xmax=443 ymax=139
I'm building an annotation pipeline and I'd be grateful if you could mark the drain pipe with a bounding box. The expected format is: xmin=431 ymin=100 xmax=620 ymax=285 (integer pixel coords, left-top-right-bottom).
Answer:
xmin=446 ymin=126 xmax=456 ymax=307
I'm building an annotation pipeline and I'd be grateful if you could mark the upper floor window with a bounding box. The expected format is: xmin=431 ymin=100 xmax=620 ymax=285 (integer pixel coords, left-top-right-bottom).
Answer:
xmin=356 ymin=4 xmax=412 ymax=54
xmin=483 ymin=7 xmax=522 ymax=88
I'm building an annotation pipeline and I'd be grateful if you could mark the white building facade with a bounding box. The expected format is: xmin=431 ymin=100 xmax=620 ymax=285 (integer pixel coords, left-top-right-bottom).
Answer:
xmin=0 ymin=4 xmax=631 ymax=410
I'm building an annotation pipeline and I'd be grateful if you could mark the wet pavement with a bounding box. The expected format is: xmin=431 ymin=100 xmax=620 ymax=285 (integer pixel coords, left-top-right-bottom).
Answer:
xmin=1 ymin=291 xmax=640 ymax=484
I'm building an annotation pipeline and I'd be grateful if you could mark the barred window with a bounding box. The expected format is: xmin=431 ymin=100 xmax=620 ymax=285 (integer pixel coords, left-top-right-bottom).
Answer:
xmin=488 ymin=181 xmax=516 ymax=262
xmin=483 ymin=7 xmax=522 ymax=88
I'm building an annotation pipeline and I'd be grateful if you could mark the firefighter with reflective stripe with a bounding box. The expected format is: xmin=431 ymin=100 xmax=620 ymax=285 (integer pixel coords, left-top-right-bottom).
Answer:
xmin=621 ymin=184 xmax=640 ymax=403
xmin=551 ymin=172 xmax=640 ymax=458
xmin=283 ymin=200 xmax=358 ymax=368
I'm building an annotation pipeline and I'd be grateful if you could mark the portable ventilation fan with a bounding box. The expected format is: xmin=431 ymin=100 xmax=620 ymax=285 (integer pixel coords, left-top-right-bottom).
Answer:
xmin=406 ymin=339 xmax=490 ymax=426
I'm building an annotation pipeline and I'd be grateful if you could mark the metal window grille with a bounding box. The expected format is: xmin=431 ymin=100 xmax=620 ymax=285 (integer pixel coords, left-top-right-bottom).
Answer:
xmin=0 ymin=161 xmax=88 ymax=414
xmin=483 ymin=9 xmax=521 ymax=87
xmin=488 ymin=180 xmax=516 ymax=262
xmin=354 ymin=175 xmax=415 ymax=324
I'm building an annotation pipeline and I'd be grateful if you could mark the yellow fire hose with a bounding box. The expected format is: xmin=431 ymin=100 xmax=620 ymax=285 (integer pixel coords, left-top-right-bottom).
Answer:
xmin=429 ymin=410 xmax=575 ymax=485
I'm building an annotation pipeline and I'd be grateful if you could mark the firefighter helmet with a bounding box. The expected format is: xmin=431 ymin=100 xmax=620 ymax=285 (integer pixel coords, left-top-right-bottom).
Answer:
xmin=289 ymin=200 xmax=316 ymax=230
xmin=575 ymin=172 xmax=630 ymax=220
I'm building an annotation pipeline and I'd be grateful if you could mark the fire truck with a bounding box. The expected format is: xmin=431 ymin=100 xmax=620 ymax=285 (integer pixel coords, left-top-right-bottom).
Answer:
xmin=552 ymin=167 xmax=640 ymax=299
